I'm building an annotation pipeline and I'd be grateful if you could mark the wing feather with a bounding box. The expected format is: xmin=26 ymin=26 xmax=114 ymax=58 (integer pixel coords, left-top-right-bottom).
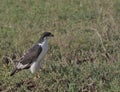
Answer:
xmin=19 ymin=44 xmax=42 ymax=66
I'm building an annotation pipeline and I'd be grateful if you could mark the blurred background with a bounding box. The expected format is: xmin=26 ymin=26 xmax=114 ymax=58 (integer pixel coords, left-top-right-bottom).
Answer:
xmin=0 ymin=0 xmax=120 ymax=91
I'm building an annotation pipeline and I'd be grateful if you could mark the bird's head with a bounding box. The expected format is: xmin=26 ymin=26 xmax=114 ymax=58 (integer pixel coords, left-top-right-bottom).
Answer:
xmin=39 ymin=32 xmax=54 ymax=42
xmin=42 ymin=32 xmax=54 ymax=38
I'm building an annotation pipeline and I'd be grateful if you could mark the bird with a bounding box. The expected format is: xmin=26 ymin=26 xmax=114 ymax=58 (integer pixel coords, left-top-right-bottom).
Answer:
xmin=10 ymin=32 xmax=54 ymax=76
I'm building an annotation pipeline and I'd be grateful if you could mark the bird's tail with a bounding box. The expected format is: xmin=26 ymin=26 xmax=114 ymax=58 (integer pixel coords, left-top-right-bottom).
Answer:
xmin=10 ymin=67 xmax=18 ymax=76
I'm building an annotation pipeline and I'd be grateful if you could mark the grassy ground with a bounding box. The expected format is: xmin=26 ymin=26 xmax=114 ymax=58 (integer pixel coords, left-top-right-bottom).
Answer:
xmin=0 ymin=0 xmax=120 ymax=91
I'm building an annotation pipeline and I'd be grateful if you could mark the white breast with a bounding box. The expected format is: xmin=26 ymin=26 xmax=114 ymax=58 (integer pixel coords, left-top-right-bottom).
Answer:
xmin=30 ymin=39 xmax=48 ymax=73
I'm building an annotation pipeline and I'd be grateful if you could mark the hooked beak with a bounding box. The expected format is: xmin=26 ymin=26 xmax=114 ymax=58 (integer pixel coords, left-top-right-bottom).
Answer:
xmin=50 ymin=34 xmax=54 ymax=37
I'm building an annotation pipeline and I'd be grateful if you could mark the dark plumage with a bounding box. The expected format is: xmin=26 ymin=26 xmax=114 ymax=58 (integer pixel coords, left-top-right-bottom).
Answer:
xmin=10 ymin=32 xmax=53 ymax=76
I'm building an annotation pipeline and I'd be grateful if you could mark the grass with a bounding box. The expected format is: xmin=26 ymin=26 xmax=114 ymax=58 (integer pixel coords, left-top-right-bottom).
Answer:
xmin=0 ymin=0 xmax=120 ymax=91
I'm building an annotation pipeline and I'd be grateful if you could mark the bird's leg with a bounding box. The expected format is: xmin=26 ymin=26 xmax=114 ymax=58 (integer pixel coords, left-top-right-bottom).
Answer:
xmin=33 ymin=72 xmax=41 ymax=81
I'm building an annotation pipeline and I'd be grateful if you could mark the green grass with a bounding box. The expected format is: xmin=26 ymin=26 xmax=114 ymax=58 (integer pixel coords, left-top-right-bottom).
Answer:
xmin=0 ymin=0 xmax=120 ymax=91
